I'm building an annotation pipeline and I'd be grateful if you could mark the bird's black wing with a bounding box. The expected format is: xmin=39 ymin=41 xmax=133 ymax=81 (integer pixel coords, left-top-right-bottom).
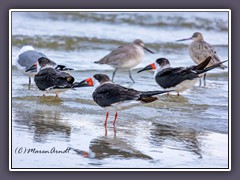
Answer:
xmin=155 ymin=67 xmax=198 ymax=89
xmin=92 ymin=83 xmax=140 ymax=107
xmin=34 ymin=68 xmax=74 ymax=90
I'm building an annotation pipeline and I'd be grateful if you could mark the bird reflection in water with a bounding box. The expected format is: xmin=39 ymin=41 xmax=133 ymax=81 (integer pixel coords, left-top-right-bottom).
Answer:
xmin=150 ymin=123 xmax=203 ymax=158
xmin=70 ymin=136 xmax=152 ymax=160
xmin=37 ymin=95 xmax=63 ymax=105
xmin=13 ymin=109 xmax=71 ymax=142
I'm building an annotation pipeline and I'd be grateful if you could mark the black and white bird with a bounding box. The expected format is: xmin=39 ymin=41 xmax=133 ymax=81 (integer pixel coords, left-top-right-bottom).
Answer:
xmin=137 ymin=57 xmax=228 ymax=95
xmin=92 ymin=74 xmax=172 ymax=129
xmin=15 ymin=45 xmax=73 ymax=87
xmin=176 ymin=32 xmax=227 ymax=86
xmin=26 ymin=57 xmax=93 ymax=97
xmin=94 ymin=39 xmax=154 ymax=83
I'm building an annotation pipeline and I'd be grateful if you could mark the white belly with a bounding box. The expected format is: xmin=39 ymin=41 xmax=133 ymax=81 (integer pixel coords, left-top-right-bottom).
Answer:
xmin=105 ymin=100 xmax=142 ymax=112
xmin=165 ymin=79 xmax=198 ymax=92
xmin=111 ymin=57 xmax=143 ymax=69
xmin=45 ymin=88 xmax=69 ymax=95
xmin=120 ymin=58 xmax=142 ymax=69
xmin=16 ymin=60 xmax=36 ymax=77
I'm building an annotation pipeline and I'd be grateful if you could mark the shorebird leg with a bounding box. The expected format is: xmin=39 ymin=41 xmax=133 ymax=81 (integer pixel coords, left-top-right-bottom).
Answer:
xmin=203 ymin=74 xmax=207 ymax=86
xmin=104 ymin=112 xmax=109 ymax=136
xmin=114 ymin=126 xmax=117 ymax=136
xmin=112 ymin=68 xmax=118 ymax=82
xmin=29 ymin=77 xmax=31 ymax=85
xmin=129 ymin=69 xmax=135 ymax=83
xmin=104 ymin=112 xmax=109 ymax=127
xmin=199 ymin=78 xmax=202 ymax=87
xmin=105 ymin=128 xmax=108 ymax=136
xmin=113 ymin=112 xmax=118 ymax=126
xmin=28 ymin=77 xmax=31 ymax=89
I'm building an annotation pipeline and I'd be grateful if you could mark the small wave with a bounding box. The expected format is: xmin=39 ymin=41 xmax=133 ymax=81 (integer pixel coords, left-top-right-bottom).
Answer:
xmin=43 ymin=12 xmax=228 ymax=32
xmin=18 ymin=12 xmax=228 ymax=33
xmin=12 ymin=35 xmax=125 ymax=51
xmin=12 ymin=34 xmax=228 ymax=52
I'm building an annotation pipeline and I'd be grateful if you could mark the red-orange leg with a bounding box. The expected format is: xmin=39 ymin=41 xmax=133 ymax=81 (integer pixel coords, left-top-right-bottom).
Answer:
xmin=104 ymin=112 xmax=109 ymax=127
xmin=113 ymin=112 xmax=118 ymax=126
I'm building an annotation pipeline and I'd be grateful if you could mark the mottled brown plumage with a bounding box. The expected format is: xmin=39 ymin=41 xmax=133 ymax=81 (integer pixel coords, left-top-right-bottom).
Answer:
xmin=177 ymin=32 xmax=227 ymax=86
xmin=177 ymin=32 xmax=226 ymax=69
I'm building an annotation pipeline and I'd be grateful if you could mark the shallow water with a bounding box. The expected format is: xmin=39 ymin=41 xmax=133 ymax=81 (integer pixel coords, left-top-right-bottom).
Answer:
xmin=11 ymin=11 xmax=229 ymax=169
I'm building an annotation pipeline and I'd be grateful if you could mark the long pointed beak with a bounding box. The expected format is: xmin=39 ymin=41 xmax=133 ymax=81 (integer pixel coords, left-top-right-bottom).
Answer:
xmin=176 ymin=37 xmax=192 ymax=42
xmin=143 ymin=46 xmax=155 ymax=54
xmin=158 ymin=90 xmax=175 ymax=94
xmin=79 ymin=78 xmax=94 ymax=87
xmin=71 ymin=78 xmax=94 ymax=88
xmin=137 ymin=43 xmax=154 ymax=54
xmin=137 ymin=63 xmax=156 ymax=73
xmin=55 ymin=65 xmax=74 ymax=71
xmin=25 ymin=63 xmax=37 ymax=72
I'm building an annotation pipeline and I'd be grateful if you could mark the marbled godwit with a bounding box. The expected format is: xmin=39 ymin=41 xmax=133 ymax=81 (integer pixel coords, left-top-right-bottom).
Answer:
xmin=137 ymin=57 xmax=228 ymax=95
xmin=94 ymin=39 xmax=154 ymax=83
xmin=177 ymin=32 xmax=227 ymax=86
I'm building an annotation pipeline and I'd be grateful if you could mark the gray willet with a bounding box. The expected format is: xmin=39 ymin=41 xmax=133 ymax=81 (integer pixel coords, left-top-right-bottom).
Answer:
xmin=16 ymin=45 xmax=73 ymax=89
xmin=92 ymin=74 xmax=172 ymax=134
xmin=176 ymin=32 xmax=227 ymax=86
xmin=94 ymin=39 xmax=154 ymax=83
xmin=26 ymin=57 xmax=93 ymax=97
xmin=137 ymin=57 xmax=228 ymax=95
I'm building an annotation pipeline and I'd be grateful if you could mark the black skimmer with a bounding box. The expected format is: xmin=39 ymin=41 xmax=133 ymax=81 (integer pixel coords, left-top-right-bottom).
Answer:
xmin=26 ymin=57 xmax=93 ymax=97
xmin=94 ymin=39 xmax=154 ymax=83
xmin=15 ymin=45 xmax=73 ymax=88
xmin=176 ymin=32 xmax=227 ymax=86
xmin=137 ymin=57 xmax=228 ymax=95
xmin=92 ymin=74 xmax=172 ymax=132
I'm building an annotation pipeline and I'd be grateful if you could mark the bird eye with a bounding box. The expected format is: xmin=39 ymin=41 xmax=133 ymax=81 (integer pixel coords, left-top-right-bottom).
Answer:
xmin=67 ymin=77 xmax=72 ymax=82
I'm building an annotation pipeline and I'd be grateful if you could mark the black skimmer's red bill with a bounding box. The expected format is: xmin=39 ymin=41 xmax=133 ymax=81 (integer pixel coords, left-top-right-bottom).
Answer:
xmin=176 ymin=32 xmax=227 ymax=86
xmin=15 ymin=45 xmax=74 ymax=88
xmin=26 ymin=57 xmax=93 ymax=97
xmin=137 ymin=57 xmax=228 ymax=95
xmin=94 ymin=39 xmax=154 ymax=83
xmin=92 ymin=74 xmax=172 ymax=131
